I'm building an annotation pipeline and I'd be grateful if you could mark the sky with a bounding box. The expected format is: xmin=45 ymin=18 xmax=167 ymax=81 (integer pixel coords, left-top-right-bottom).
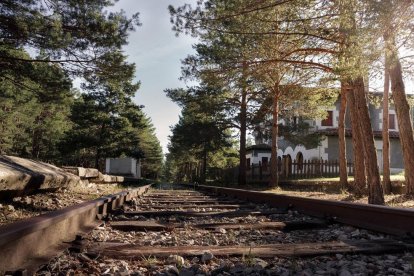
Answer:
xmin=110 ymin=0 xmax=198 ymax=155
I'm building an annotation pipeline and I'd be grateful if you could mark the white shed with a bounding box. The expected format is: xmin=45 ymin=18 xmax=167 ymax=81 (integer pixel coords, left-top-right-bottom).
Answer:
xmin=105 ymin=157 xmax=141 ymax=178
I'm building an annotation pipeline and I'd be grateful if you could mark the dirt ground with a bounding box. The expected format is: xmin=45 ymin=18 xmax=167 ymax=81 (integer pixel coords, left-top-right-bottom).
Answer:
xmin=0 ymin=182 xmax=125 ymax=225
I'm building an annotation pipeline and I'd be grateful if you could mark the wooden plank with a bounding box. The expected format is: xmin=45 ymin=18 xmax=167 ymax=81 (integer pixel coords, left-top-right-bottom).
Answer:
xmin=139 ymin=200 xmax=241 ymax=205
xmin=138 ymin=204 xmax=253 ymax=210
xmin=109 ymin=220 xmax=327 ymax=232
xmin=193 ymin=220 xmax=327 ymax=231
xmin=123 ymin=210 xmax=285 ymax=218
xmin=88 ymin=239 xmax=412 ymax=259
xmin=110 ymin=221 xmax=169 ymax=231
xmin=144 ymin=196 xmax=215 ymax=200
xmin=148 ymin=191 xmax=203 ymax=195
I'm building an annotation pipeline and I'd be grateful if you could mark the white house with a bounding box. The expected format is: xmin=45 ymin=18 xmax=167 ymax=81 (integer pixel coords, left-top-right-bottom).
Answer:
xmin=250 ymin=93 xmax=409 ymax=173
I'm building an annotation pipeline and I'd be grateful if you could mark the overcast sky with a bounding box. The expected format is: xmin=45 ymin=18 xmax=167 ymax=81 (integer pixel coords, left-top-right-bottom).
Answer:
xmin=110 ymin=0 xmax=198 ymax=155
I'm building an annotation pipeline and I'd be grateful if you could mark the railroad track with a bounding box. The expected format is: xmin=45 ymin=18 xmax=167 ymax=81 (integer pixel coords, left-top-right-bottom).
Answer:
xmin=2 ymin=184 xmax=414 ymax=275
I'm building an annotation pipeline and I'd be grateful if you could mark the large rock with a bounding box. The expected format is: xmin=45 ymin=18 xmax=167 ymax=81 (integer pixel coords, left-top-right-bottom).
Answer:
xmin=0 ymin=155 xmax=80 ymax=195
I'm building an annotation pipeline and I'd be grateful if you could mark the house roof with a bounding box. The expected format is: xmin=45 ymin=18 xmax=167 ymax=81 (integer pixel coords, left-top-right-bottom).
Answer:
xmin=246 ymin=143 xmax=271 ymax=151
xmin=317 ymin=128 xmax=400 ymax=139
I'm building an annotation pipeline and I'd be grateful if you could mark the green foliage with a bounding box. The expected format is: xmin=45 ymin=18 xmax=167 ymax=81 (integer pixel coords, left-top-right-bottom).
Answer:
xmin=0 ymin=2 xmax=163 ymax=179
xmin=60 ymin=89 xmax=162 ymax=177
xmin=0 ymin=0 xmax=141 ymax=80
xmin=0 ymin=49 xmax=74 ymax=160
xmin=165 ymin=84 xmax=238 ymax=182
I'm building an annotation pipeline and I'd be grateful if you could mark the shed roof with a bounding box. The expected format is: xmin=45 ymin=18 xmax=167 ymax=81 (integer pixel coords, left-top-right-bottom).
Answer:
xmin=246 ymin=143 xmax=272 ymax=151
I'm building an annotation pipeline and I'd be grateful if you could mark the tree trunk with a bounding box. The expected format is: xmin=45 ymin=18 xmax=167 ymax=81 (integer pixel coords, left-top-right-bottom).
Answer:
xmin=202 ymin=141 xmax=207 ymax=184
xmin=31 ymin=129 xmax=41 ymax=159
xmin=388 ymin=45 xmax=414 ymax=194
xmin=238 ymin=70 xmax=248 ymax=186
xmin=346 ymin=83 xmax=366 ymax=195
xmin=352 ymin=77 xmax=384 ymax=205
xmin=96 ymin=122 xmax=106 ymax=170
xmin=95 ymin=148 xmax=101 ymax=169
xmin=336 ymin=0 xmax=365 ymax=195
xmin=382 ymin=50 xmax=391 ymax=194
xmin=270 ymin=87 xmax=279 ymax=187
xmin=338 ymin=82 xmax=348 ymax=189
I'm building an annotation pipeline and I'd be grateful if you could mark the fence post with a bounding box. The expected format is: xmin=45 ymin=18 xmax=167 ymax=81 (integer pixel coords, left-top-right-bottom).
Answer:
xmin=259 ymin=161 xmax=263 ymax=180
xmin=319 ymin=158 xmax=323 ymax=177
xmin=335 ymin=160 xmax=339 ymax=176
xmin=293 ymin=162 xmax=297 ymax=179
xmin=328 ymin=160 xmax=331 ymax=177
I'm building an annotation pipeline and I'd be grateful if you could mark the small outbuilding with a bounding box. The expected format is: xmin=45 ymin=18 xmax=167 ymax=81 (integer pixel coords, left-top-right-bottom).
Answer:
xmin=105 ymin=157 xmax=141 ymax=178
xmin=246 ymin=144 xmax=272 ymax=168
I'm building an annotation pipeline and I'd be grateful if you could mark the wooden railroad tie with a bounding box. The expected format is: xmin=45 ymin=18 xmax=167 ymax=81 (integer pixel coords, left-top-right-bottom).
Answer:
xmin=143 ymin=195 xmax=216 ymax=199
xmin=123 ymin=209 xmax=286 ymax=218
xmin=87 ymin=239 xmax=413 ymax=259
xmin=137 ymin=204 xmax=253 ymax=210
xmin=138 ymin=199 xmax=241 ymax=204
xmin=109 ymin=220 xmax=328 ymax=232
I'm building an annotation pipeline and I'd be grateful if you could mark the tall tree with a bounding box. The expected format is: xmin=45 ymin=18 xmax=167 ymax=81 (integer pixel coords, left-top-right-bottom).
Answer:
xmin=382 ymin=2 xmax=414 ymax=194
xmin=60 ymin=52 xmax=141 ymax=169
xmin=170 ymin=0 xmax=337 ymax=186
xmin=0 ymin=49 xmax=74 ymax=160
xmin=173 ymin=39 xmax=261 ymax=186
xmin=382 ymin=48 xmax=391 ymax=194
xmin=338 ymin=83 xmax=348 ymax=189
xmin=166 ymin=84 xmax=235 ymax=183
xmin=335 ymin=0 xmax=384 ymax=204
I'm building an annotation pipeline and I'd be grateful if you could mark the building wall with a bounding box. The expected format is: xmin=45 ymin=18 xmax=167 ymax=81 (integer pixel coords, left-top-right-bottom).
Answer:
xmin=324 ymin=136 xmax=403 ymax=171
xmin=314 ymin=102 xmax=340 ymax=130
xmin=313 ymin=97 xmax=399 ymax=132
xmin=246 ymin=150 xmax=273 ymax=165
xmin=283 ymin=143 xmax=324 ymax=161
xmin=390 ymin=139 xmax=404 ymax=170
xmin=252 ymin=95 xmax=407 ymax=170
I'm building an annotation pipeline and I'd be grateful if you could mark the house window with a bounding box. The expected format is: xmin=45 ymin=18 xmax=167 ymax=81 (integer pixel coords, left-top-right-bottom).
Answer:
xmin=389 ymin=114 xmax=396 ymax=130
xmin=246 ymin=158 xmax=251 ymax=169
xmin=321 ymin=111 xmax=333 ymax=126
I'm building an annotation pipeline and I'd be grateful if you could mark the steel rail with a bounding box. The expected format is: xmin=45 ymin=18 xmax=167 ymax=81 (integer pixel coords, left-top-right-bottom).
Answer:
xmin=0 ymin=184 xmax=152 ymax=274
xmin=187 ymin=184 xmax=414 ymax=237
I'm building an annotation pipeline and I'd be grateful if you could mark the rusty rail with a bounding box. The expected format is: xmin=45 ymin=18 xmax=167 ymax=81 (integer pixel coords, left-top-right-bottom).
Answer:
xmin=0 ymin=184 xmax=151 ymax=274
xmin=186 ymin=184 xmax=414 ymax=237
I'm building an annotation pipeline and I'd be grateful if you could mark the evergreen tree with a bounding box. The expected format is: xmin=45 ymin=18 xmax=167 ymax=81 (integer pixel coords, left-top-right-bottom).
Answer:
xmin=0 ymin=49 xmax=74 ymax=160
xmin=166 ymin=84 xmax=237 ymax=183
xmin=0 ymin=0 xmax=140 ymax=81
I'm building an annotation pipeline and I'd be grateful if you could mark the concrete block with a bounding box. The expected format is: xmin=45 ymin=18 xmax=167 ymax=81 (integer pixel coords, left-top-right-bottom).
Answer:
xmin=82 ymin=168 xmax=99 ymax=178
xmin=62 ymin=167 xmax=99 ymax=178
xmin=90 ymin=173 xmax=113 ymax=183
xmin=0 ymin=155 xmax=80 ymax=194
xmin=103 ymin=175 xmax=113 ymax=183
